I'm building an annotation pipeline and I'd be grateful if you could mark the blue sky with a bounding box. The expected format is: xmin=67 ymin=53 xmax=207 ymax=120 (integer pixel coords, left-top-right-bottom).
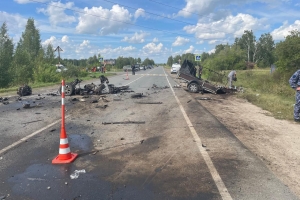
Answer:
xmin=1 ymin=0 xmax=300 ymax=63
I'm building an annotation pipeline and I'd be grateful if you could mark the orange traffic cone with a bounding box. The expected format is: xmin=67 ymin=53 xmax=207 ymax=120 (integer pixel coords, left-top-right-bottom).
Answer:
xmin=52 ymin=80 xmax=78 ymax=164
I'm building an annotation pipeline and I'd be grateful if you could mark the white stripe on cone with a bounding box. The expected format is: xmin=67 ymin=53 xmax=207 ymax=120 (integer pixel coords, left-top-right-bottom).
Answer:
xmin=59 ymin=147 xmax=71 ymax=154
xmin=62 ymin=98 xmax=65 ymax=105
xmin=60 ymin=138 xmax=68 ymax=144
xmin=62 ymin=86 xmax=65 ymax=93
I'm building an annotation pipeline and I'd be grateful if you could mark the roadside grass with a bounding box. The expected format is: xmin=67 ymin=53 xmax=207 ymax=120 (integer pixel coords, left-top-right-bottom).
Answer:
xmin=232 ymin=69 xmax=295 ymax=121
xmin=0 ymin=72 xmax=118 ymax=94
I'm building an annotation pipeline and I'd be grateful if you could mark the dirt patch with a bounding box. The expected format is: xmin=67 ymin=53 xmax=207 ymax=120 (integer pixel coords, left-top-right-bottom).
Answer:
xmin=193 ymin=92 xmax=300 ymax=198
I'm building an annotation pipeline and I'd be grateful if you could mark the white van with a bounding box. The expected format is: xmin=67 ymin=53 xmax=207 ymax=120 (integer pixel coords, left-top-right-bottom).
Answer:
xmin=170 ymin=63 xmax=181 ymax=74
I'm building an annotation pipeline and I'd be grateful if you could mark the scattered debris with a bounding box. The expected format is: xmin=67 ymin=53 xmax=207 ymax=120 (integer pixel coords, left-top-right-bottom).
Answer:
xmin=202 ymin=144 xmax=207 ymax=147
xmin=23 ymin=102 xmax=30 ymax=108
xmin=70 ymin=98 xmax=78 ymax=101
xmin=95 ymin=105 xmax=108 ymax=109
xmin=46 ymin=93 xmax=57 ymax=96
xmin=16 ymin=108 xmax=20 ymax=110
xmin=17 ymin=84 xmax=32 ymax=96
xmin=102 ymin=121 xmax=145 ymax=125
xmin=70 ymin=169 xmax=86 ymax=179
xmin=21 ymin=119 xmax=43 ymax=124
xmin=79 ymin=98 xmax=86 ymax=102
xmin=90 ymin=100 xmax=98 ymax=103
xmin=135 ymin=102 xmax=162 ymax=104
xmin=131 ymin=93 xmax=143 ymax=98
xmin=2 ymin=101 xmax=9 ymax=105
xmin=35 ymin=113 xmax=41 ymax=114
xmin=173 ymin=85 xmax=181 ymax=88
xmin=121 ymin=137 xmax=125 ymax=140
xmin=50 ymin=129 xmax=56 ymax=132
xmin=140 ymin=140 xmax=144 ymax=144
xmin=0 ymin=195 xmax=7 ymax=200
xmin=47 ymin=186 xmax=51 ymax=190
xmin=91 ymin=132 xmax=94 ymax=135
xmin=198 ymin=97 xmax=212 ymax=100
xmin=187 ymin=100 xmax=192 ymax=103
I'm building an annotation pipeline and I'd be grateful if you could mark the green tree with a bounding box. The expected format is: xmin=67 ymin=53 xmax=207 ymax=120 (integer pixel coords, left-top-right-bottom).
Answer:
xmin=167 ymin=56 xmax=173 ymax=66
xmin=44 ymin=43 xmax=55 ymax=64
xmin=237 ymin=30 xmax=256 ymax=64
xmin=0 ymin=22 xmax=14 ymax=87
xmin=256 ymin=33 xmax=275 ymax=68
xmin=275 ymin=30 xmax=300 ymax=71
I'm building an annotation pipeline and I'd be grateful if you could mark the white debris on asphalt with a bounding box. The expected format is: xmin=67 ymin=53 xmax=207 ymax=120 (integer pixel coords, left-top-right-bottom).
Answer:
xmin=70 ymin=169 xmax=86 ymax=179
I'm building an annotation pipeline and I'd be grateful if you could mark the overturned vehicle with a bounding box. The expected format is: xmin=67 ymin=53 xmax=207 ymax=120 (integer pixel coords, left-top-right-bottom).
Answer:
xmin=178 ymin=59 xmax=236 ymax=94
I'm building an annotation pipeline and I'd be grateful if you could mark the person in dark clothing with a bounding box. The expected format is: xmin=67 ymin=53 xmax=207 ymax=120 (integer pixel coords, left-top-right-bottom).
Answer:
xmin=131 ymin=65 xmax=135 ymax=75
xmin=289 ymin=70 xmax=300 ymax=122
xmin=198 ymin=65 xmax=203 ymax=79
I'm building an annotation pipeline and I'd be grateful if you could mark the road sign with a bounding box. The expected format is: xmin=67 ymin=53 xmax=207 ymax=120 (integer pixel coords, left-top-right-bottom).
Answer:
xmin=195 ymin=55 xmax=201 ymax=61
xmin=99 ymin=57 xmax=104 ymax=62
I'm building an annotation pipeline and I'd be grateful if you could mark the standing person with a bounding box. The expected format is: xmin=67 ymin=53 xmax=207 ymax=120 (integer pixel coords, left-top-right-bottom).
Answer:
xmin=227 ymin=70 xmax=237 ymax=88
xmin=289 ymin=70 xmax=300 ymax=122
xmin=131 ymin=65 xmax=135 ymax=75
xmin=198 ymin=65 xmax=203 ymax=79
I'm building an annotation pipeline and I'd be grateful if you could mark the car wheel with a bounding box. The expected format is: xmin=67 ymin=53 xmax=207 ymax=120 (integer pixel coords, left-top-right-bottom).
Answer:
xmin=65 ymin=84 xmax=74 ymax=96
xmin=188 ymin=83 xmax=199 ymax=93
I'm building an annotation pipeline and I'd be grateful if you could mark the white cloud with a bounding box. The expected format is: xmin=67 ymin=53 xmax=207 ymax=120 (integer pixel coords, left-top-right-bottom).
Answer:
xmin=37 ymin=2 xmax=76 ymax=26
xmin=135 ymin=8 xmax=146 ymax=19
xmin=208 ymin=48 xmax=216 ymax=54
xmin=271 ymin=20 xmax=300 ymax=40
xmin=14 ymin=0 xmax=49 ymax=4
xmin=62 ymin=35 xmax=69 ymax=43
xmin=178 ymin=0 xmax=281 ymax=17
xmin=142 ymin=42 xmax=163 ymax=54
xmin=172 ymin=36 xmax=190 ymax=46
xmin=184 ymin=13 xmax=268 ymax=40
xmin=76 ymin=5 xmax=133 ymax=35
xmin=183 ymin=45 xmax=194 ymax=53
xmin=42 ymin=36 xmax=56 ymax=46
xmin=122 ymin=31 xmax=149 ymax=43
xmin=80 ymin=40 xmax=90 ymax=47
xmin=153 ymin=38 xmax=159 ymax=43
xmin=0 ymin=11 xmax=27 ymax=35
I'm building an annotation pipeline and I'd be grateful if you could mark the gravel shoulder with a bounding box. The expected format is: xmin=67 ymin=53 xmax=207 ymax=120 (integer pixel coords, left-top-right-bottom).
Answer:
xmin=192 ymin=92 xmax=300 ymax=198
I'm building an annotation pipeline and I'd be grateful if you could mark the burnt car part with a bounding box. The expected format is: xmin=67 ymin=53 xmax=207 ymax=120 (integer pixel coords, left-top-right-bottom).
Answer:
xmin=178 ymin=59 xmax=235 ymax=94
xmin=17 ymin=85 xmax=32 ymax=96
xmin=58 ymin=79 xmax=82 ymax=96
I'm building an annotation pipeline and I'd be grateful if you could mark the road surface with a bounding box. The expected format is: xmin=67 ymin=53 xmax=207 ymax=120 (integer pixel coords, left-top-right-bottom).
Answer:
xmin=0 ymin=66 xmax=298 ymax=200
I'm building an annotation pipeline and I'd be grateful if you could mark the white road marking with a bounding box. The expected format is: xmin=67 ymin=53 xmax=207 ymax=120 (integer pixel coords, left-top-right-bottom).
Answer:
xmin=124 ymin=75 xmax=145 ymax=86
xmin=0 ymin=117 xmax=69 ymax=156
xmin=164 ymin=70 xmax=233 ymax=200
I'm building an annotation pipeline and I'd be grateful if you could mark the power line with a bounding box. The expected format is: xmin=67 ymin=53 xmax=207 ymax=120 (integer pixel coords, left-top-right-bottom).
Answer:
xmin=27 ymin=0 xmax=191 ymax=37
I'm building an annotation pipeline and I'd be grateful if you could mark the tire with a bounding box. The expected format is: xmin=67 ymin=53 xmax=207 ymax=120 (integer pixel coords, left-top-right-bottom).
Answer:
xmin=64 ymin=84 xmax=74 ymax=96
xmin=188 ymin=83 xmax=199 ymax=93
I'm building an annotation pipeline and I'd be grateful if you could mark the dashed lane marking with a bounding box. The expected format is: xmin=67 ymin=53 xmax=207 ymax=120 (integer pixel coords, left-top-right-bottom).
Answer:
xmin=163 ymin=69 xmax=233 ymax=200
xmin=0 ymin=116 xmax=69 ymax=156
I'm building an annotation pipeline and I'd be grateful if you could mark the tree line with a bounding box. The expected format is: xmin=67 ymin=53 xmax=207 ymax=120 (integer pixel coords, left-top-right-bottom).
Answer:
xmin=0 ymin=18 xmax=156 ymax=89
xmin=166 ymin=30 xmax=300 ymax=73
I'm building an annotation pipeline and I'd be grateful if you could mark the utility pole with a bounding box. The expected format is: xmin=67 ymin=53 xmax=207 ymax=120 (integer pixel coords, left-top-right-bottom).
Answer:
xmin=54 ymin=46 xmax=63 ymax=64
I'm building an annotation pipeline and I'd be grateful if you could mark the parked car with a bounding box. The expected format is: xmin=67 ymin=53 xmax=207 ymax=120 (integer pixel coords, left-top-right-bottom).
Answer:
xmin=170 ymin=63 xmax=181 ymax=74
xmin=134 ymin=65 xmax=140 ymax=71
xmin=140 ymin=65 xmax=146 ymax=70
xmin=123 ymin=65 xmax=132 ymax=72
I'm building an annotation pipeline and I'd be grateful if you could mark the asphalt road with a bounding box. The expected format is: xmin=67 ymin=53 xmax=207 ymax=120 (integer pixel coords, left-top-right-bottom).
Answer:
xmin=0 ymin=66 xmax=298 ymax=200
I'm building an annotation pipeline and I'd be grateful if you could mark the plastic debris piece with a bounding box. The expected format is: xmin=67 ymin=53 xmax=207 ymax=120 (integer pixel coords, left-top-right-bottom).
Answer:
xmin=70 ymin=169 xmax=86 ymax=179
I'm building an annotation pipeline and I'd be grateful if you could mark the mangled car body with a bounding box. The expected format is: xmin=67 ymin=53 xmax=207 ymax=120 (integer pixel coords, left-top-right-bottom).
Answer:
xmin=178 ymin=59 xmax=236 ymax=94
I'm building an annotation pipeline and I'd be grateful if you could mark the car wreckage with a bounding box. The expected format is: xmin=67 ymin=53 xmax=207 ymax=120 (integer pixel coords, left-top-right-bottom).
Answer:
xmin=58 ymin=75 xmax=130 ymax=96
xmin=17 ymin=84 xmax=32 ymax=96
xmin=178 ymin=59 xmax=237 ymax=94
